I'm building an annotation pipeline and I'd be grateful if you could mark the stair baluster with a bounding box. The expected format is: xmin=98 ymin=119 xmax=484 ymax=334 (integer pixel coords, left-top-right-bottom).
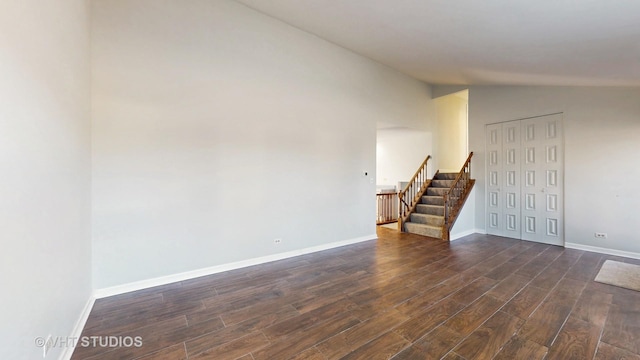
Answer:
xmin=442 ymin=152 xmax=475 ymax=240
xmin=398 ymin=155 xmax=431 ymax=231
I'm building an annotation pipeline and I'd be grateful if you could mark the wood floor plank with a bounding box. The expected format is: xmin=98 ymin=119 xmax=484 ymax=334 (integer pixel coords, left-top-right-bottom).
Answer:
xmin=394 ymin=277 xmax=466 ymax=316
xmin=529 ymin=264 xmax=570 ymax=290
xmin=291 ymin=290 xmax=348 ymax=314
xmin=218 ymin=295 xmax=308 ymax=327
xmin=448 ymin=276 xmax=497 ymax=305
xmin=201 ymin=278 xmax=292 ymax=310
xmin=340 ymin=331 xmax=410 ymax=360
xmin=388 ymin=344 xmax=429 ymax=360
xmin=453 ymin=311 xmax=524 ymax=360
xmin=70 ymin=230 xmax=640 ymax=360
xmin=545 ymin=316 xmax=601 ymax=360
xmin=517 ymin=300 xmax=574 ymax=347
xmin=190 ymin=303 xmax=298 ymax=330
xmin=595 ymin=342 xmax=640 ymax=360
xmin=185 ymin=318 xmax=274 ymax=357
xmin=316 ymin=309 xmax=409 ymax=359
xmin=442 ymin=295 xmax=503 ymax=336
xmin=485 ymin=259 xmax=526 ymax=281
xmin=492 ymin=335 xmax=548 ymax=360
xmin=544 ymin=277 xmax=587 ymax=304
xmin=394 ymin=326 xmax=464 ymax=360
xmin=441 ymin=353 xmax=466 ymax=360
xmin=565 ymin=252 xmax=603 ymax=281
xmin=601 ymin=304 xmax=640 ymax=355
xmin=261 ymin=298 xmax=357 ymax=340
xmin=188 ymin=332 xmax=270 ymax=359
xmin=501 ymin=284 xmax=549 ymax=319
xmin=485 ymin=274 xmax=531 ymax=301
xmin=288 ymin=347 xmax=326 ymax=360
xmin=252 ymin=315 xmax=361 ymax=360
xmin=408 ymin=267 xmax=459 ymax=291
xmin=572 ymin=289 xmax=612 ymax=327
xmin=393 ymin=298 xmax=465 ymax=342
xmin=132 ymin=343 xmax=187 ymax=360
xmin=515 ymin=247 xmax=563 ymax=278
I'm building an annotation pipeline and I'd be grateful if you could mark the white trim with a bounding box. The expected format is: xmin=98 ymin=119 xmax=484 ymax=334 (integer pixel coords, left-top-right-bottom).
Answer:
xmin=565 ymin=242 xmax=640 ymax=260
xmin=94 ymin=234 xmax=377 ymax=298
xmin=450 ymin=228 xmax=485 ymax=241
xmin=59 ymin=296 xmax=96 ymax=360
xmin=450 ymin=230 xmax=472 ymax=241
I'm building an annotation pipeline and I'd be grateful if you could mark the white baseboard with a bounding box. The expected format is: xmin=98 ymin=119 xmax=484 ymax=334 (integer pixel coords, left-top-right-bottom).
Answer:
xmin=450 ymin=228 xmax=485 ymax=241
xmin=94 ymin=234 xmax=377 ymax=299
xmin=59 ymin=295 xmax=96 ymax=360
xmin=565 ymin=242 xmax=640 ymax=260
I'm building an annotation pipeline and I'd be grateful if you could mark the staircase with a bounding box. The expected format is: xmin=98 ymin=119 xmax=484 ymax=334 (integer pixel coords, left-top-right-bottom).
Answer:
xmin=404 ymin=172 xmax=457 ymax=238
xmin=398 ymin=152 xmax=474 ymax=240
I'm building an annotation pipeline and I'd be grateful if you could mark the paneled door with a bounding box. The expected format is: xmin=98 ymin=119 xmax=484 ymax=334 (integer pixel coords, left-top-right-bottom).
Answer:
xmin=485 ymin=123 xmax=503 ymax=236
xmin=486 ymin=121 xmax=522 ymax=238
xmin=485 ymin=114 xmax=564 ymax=245
xmin=520 ymin=114 xmax=564 ymax=245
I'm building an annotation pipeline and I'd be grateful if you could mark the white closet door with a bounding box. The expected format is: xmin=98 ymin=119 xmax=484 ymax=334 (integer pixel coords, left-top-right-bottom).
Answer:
xmin=520 ymin=114 xmax=564 ymax=245
xmin=485 ymin=114 xmax=564 ymax=245
xmin=502 ymin=121 xmax=521 ymax=239
xmin=486 ymin=123 xmax=503 ymax=236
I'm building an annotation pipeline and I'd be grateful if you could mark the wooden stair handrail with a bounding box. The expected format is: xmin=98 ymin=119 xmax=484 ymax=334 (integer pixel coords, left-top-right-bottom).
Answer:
xmin=398 ymin=155 xmax=432 ymax=231
xmin=442 ymin=152 xmax=474 ymax=240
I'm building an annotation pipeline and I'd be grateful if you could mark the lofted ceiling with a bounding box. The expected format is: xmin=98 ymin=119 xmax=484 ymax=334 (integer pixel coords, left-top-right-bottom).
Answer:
xmin=234 ymin=0 xmax=640 ymax=86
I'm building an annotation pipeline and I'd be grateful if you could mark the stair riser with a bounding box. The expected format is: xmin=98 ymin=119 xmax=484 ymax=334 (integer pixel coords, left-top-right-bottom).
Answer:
xmin=431 ymin=180 xmax=455 ymax=188
xmin=426 ymin=188 xmax=448 ymax=196
xmin=410 ymin=214 xmax=445 ymax=227
xmin=416 ymin=204 xmax=444 ymax=216
xmin=435 ymin=173 xmax=458 ymax=180
xmin=404 ymin=223 xmax=442 ymax=238
xmin=422 ymin=196 xmax=444 ymax=206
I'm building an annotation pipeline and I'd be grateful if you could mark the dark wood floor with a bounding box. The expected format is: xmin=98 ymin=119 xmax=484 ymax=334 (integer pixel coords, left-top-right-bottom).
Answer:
xmin=72 ymin=228 xmax=640 ymax=360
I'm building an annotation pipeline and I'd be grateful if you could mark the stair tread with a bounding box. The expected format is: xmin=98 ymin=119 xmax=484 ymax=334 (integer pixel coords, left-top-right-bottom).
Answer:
xmin=416 ymin=203 xmax=444 ymax=215
xmin=421 ymin=195 xmax=444 ymax=206
xmin=431 ymin=179 xmax=455 ymax=189
xmin=411 ymin=213 xmax=444 ymax=219
xmin=404 ymin=222 xmax=443 ymax=239
xmin=410 ymin=212 xmax=445 ymax=226
xmin=434 ymin=172 xmax=459 ymax=180
xmin=405 ymin=222 xmax=441 ymax=229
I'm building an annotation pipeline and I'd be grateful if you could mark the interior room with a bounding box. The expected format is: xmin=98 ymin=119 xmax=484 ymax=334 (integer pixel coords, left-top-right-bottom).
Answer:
xmin=2 ymin=0 xmax=640 ymax=359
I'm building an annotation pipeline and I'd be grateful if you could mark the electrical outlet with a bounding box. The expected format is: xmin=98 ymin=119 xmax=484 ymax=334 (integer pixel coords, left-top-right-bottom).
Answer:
xmin=595 ymin=232 xmax=607 ymax=239
xmin=43 ymin=334 xmax=52 ymax=358
xmin=274 ymin=238 xmax=282 ymax=245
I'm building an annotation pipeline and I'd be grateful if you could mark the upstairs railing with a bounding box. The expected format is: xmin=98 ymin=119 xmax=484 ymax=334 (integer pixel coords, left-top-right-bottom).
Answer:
xmin=376 ymin=191 xmax=398 ymax=225
xmin=398 ymin=155 xmax=432 ymax=231
xmin=442 ymin=152 xmax=475 ymax=240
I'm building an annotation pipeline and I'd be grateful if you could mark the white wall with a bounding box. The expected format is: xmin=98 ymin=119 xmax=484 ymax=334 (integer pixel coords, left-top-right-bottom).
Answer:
xmin=0 ymin=1 xmax=92 ymax=359
xmin=464 ymin=86 xmax=640 ymax=255
xmin=91 ymin=0 xmax=433 ymax=289
xmin=451 ymin=187 xmax=477 ymax=240
xmin=434 ymin=92 xmax=468 ymax=172
xmin=376 ymin=129 xmax=433 ymax=189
